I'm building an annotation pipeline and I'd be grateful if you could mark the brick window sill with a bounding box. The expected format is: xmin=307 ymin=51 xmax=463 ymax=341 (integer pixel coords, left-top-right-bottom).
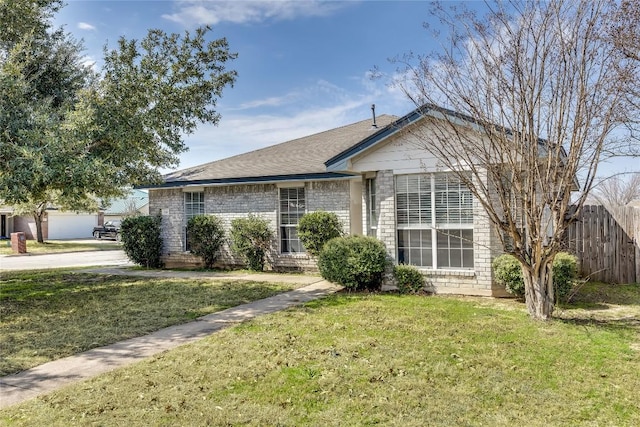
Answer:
xmin=418 ymin=269 xmax=476 ymax=278
xmin=279 ymin=253 xmax=310 ymax=259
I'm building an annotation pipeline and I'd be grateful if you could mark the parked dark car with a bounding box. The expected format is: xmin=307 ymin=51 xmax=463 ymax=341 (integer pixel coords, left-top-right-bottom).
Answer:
xmin=93 ymin=220 xmax=121 ymax=241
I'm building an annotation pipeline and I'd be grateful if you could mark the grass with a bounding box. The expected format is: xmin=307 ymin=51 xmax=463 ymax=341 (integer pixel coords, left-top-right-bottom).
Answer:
xmin=0 ymin=240 xmax=120 ymax=255
xmin=1 ymin=282 xmax=638 ymax=426
xmin=0 ymin=270 xmax=300 ymax=376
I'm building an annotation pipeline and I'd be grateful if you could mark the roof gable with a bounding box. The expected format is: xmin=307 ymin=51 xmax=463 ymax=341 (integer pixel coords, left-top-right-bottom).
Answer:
xmin=325 ymin=108 xmax=425 ymax=171
xmin=325 ymin=103 xmax=569 ymax=172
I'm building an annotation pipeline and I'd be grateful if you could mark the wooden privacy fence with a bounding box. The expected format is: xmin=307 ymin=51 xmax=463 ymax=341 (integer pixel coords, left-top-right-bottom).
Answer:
xmin=563 ymin=205 xmax=640 ymax=284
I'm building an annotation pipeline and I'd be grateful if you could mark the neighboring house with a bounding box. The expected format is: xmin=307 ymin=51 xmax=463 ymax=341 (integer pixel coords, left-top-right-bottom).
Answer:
xmin=146 ymin=105 xmax=509 ymax=296
xmin=0 ymin=190 xmax=149 ymax=241
xmin=0 ymin=207 xmax=98 ymax=240
xmin=101 ymin=189 xmax=149 ymax=223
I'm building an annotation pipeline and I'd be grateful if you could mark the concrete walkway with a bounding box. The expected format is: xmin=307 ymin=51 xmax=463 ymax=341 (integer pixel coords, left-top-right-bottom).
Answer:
xmin=0 ymin=268 xmax=342 ymax=409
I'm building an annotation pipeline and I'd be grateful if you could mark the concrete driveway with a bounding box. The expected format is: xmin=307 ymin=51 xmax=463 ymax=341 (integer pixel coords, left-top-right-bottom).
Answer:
xmin=0 ymin=250 xmax=132 ymax=271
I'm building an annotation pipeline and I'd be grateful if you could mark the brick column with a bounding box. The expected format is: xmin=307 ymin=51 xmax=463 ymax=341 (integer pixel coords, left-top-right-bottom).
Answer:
xmin=376 ymin=170 xmax=396 ymax=257
xmin=375 ymin=170 xmax=397 ymax=286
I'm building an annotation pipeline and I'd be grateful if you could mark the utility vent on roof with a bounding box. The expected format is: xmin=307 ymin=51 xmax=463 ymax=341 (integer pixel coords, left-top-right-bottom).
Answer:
xmin=371 ymin=104 xmax=377 ymax=128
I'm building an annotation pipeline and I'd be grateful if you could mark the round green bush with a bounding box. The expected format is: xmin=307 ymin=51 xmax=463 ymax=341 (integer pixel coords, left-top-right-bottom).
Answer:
xmin=230 ymin=214 xmax=273 ymax=271
xmin=297 ymin=211 xmax=343 ymax=257
xmin=393 ymin=264 xmax=425 ymax=294
xmin=187 ymin=215 xmax=225 ymax=269
xmin=492 ymin=254 xmax=525 ymax=297
xmin=493 ymin=252 xmax=579 ymax=302
xmin=318 ymin=235 xmax=388 ymax=291
xmin=121 ymin=215 xmax=163 ymax=268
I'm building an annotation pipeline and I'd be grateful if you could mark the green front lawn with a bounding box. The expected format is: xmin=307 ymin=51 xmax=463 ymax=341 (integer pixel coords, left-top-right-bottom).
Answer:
xmin=0 ymin=240 xmax=121 ymax=255
xmin=0 ymin=270 xmax=300 ymax=375
xmin=2 ymin=282 xmax=638 ymax=426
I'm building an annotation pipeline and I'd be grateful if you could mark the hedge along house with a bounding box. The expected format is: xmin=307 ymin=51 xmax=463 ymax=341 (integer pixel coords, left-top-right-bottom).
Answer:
xmin=146 ymin=104 xmax=510 ymax=296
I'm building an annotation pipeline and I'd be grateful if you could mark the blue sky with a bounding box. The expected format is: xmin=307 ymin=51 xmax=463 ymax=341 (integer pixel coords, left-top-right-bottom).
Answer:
xmin=55 ymin=0 xmax=637 ymax=177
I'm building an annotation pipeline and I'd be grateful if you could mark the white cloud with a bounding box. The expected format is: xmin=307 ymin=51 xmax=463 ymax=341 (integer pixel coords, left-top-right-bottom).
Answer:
xmin=77 ymin=22 xmax=96 ymax=31
xmin=163 ymin=0 xmax=349 ymax=26
xmin=236 ymin=93 xmax=298 ymax=110
xmin=234 ymin=81 xmax=350 ymax=111
xmin=80 ymin=55 xmax=98 ymax=72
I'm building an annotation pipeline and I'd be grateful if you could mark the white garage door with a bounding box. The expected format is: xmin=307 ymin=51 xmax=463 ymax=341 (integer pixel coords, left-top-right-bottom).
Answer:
xmin=48 ymin=213 xmax=98 ymax=240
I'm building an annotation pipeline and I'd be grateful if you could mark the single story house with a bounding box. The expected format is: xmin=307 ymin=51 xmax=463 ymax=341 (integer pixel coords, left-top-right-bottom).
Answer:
xmin=0 ymin=207 xmax=98 ymax=240
xmin=0 ymin=190 xmax=148 ymax=241
xmin=146 ymin=104 xmax=510 ymax=296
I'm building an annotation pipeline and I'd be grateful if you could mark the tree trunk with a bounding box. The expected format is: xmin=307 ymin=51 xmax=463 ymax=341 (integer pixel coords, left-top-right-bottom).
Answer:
xmin=33 ymin=210 xmax=45 ymax=243
xmin=523 ymin=261 xmax=555 ymax=320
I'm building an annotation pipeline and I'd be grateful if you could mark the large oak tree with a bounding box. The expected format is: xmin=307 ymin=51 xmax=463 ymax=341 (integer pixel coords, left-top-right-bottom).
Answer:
xmin=0 ymin=0 xmax=237 ymax=242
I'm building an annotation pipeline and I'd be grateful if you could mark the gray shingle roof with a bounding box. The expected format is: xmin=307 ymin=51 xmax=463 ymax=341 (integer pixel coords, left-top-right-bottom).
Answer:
xmin=163 ymin=114 xmax=397 ymax=184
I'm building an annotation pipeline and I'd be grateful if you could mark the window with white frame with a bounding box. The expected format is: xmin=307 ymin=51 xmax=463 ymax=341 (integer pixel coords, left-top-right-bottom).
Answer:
xmin=279 ymin=187 xmax=305 ymax=253
xmin=366 ymin=177 xmax=377 ymax=237
xmin=184 ymin=191 xmax=204 ymax=251
xmin=396 ymin=173 xmax=474 ymax=269
xmin=184 ymin=192 xmax=205 ymax=219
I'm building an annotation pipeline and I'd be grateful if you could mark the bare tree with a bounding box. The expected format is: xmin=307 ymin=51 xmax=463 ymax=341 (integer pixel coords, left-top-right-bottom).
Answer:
xmin=607 ymin=0 xmax=640 ymax=153
xmin=589 ymin=174 xmax=640 ymax=209
xmin=610 ymin=0 xmax=640 ymax=62
xmin=393 ymin=0 xmax=639 ymax=320
xmin=122 ymin=198 xmax=141 ymax=218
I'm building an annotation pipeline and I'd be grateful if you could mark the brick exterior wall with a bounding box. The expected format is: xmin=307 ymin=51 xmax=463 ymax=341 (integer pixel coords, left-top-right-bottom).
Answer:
xmin=148 ymin=188 xmax=187 ymax=256
xmin=307 ymin=180 xmax=351 ymax=232
xmin=148 ymin=180 xmax=351 ymax=271
xmin=149 ymin=172 xmax=506 ymax=297
xmin=374 ymin=170 xmax=396 ymax=256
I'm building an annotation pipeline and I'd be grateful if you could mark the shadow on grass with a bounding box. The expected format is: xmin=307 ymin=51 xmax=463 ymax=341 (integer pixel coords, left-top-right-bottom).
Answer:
xmin=556 ymin=315 xmax=640 ymax=335
xmin=570 ymin=282 xmax=640 ymax=306
xmin=555 ymin=282 xmax=640 ymax=333
xmin=1 ymin=272 xmax=113 ymax=301
xmin=560 ymin=302 xmax=610 ymax=311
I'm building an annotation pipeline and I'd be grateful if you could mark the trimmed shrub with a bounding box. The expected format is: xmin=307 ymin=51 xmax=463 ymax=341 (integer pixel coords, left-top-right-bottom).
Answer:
xmin=493 ymin=252 xmax=579 ymax=302
xmin=318 ymin=236 xmax=388 ymax=291
xmin=121 ymin=215 xmax=163 ymax=268
xmin=297 ymin=211 xmax=343 ymax=257
xmin=186 ymin=215 xmax=225 ymax=269
xmin=553 ymin=252 xmax=579 ymax=302
xmin=393 ymin=264 xmax=425 ymax=294
xmin=230 ymin=214 xmax=273 ymax=271
xmin=492 ymin=254 xmax=525 ymax=297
